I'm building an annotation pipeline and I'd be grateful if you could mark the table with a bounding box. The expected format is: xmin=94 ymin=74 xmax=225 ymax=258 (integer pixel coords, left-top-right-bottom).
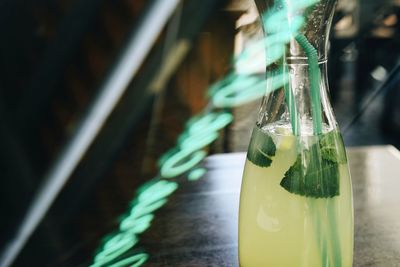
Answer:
xmin=141 ymin=146 xmax=400 ymax=266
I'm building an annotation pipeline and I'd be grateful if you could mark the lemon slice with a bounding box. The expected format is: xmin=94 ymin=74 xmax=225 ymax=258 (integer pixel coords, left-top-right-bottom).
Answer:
xmin=278 ymin=135 xmax=295 ymax=151
xmin=271 ymin=126 xmax=295 ymax=151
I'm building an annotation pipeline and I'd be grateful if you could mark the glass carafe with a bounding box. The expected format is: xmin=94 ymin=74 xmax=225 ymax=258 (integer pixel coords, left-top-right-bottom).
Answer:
xmin=238 ymin=0 xmax=354 ymax=266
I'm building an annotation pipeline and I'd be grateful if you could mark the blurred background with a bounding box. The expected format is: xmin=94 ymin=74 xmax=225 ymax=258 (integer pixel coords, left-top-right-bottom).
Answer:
xmin=0 ymin=0 xmax=399 ymax=266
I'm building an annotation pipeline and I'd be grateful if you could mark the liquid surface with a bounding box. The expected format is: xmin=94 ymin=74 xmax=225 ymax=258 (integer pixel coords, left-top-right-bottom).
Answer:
xmin=239 ymin=124 xmax=353 ymax=267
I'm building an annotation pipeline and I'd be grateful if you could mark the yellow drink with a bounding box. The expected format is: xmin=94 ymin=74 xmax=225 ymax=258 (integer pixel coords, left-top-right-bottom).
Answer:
xmin=239 ymin=125 xmax=353 ymax=267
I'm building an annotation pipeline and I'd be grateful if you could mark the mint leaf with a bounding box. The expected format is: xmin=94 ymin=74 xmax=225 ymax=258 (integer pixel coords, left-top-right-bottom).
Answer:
xmin=247 ymin=127 xmax=276 ymax=168
xmin=280 ymin=132 xmax=344 ymax=198
xmin=247 ymin=151 xmax=273 ymax=167
xmin=319 ymin=131 xmax=347 ymax=164
xmin=280 ymin=156 xmax=303 ymax=193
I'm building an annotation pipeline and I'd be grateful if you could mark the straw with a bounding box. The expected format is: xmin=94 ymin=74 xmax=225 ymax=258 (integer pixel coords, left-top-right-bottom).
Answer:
xmin=283 ymin=66 xmax=300 ymax=136
xmin=289 ymin=86 xmax=299 ymax=135
xmin=294 ymin=34 xmax=342 ymax=266
xmin=294 ymin=34 xmax=323 ymax=134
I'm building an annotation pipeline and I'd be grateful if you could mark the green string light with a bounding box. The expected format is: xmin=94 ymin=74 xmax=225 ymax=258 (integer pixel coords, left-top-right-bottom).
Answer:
xmin=91 ymin=233 xmax=138 ymax=267
xmin=188 ymin=168 xmax=207 ymax=181
xmin=108 ymin=254 xmax=149 ymax=267
xmin=120 ymin=214 xmax=154 ymax=234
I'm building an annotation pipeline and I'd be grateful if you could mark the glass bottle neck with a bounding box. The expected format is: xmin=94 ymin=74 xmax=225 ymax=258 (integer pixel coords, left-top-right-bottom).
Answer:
xmin=254 ymin=0 xmax=338 ymax=136
xmin=286 ymin=60 xmax=336 ymax=135
xmin=257 ymin=60 xmax=337 ymax=136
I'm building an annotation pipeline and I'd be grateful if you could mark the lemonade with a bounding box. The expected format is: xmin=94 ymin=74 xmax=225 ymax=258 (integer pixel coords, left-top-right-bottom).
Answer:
xmin=239 ymin=124 xmax=353 ymax=267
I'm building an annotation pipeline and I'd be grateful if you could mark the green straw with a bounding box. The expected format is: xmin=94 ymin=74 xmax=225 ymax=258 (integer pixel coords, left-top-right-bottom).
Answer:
xmin=294 ymin=34 xmax=342 ymax=266
xmin=289 ymin=87 xmax=299 ymax=136
xmin=283 ymin=66 xmax=299 ymax=136
xmin=294 ymin=34 xmax=323 ymax=135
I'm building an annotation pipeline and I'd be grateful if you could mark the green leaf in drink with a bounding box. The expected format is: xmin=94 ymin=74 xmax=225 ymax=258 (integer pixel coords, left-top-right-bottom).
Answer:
xmin=319 ymin=130 xmax=347 ymax=164
xmin=280 ymin=131 xmax=344 ymax=198
xmin=247 ymin=126 xmax=277 ymax=167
